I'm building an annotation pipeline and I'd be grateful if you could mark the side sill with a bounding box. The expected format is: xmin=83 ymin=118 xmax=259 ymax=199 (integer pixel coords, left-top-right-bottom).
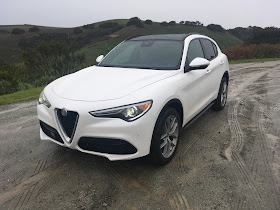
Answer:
xmin=183 ymin=100 xmax=215 ymax=130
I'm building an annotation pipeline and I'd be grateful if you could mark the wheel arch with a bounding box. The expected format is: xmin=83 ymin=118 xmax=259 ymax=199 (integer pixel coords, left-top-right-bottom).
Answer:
xmin=157 ymin=98 xmax=184 ymax=128
xmin=223 ymin=71 xmax=229 ymax=82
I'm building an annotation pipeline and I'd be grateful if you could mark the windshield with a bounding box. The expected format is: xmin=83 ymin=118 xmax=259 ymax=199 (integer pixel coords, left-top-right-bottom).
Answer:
xmin=98 ymin=40 xmax=184 ymax=70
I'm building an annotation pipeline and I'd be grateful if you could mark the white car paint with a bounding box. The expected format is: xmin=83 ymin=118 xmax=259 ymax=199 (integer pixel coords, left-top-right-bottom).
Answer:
xmin=37 ymin=34 xmax=229 ymax=161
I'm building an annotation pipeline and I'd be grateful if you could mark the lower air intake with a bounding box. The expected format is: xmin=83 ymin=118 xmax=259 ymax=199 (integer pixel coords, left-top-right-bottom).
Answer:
xmin=78 ymin=137 xmax=137 ymax=155
xmin=40 ymin=121 xmax=64 ymax=144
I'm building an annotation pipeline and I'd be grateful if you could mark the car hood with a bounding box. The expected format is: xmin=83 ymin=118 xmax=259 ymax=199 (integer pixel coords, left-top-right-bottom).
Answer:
xmin=52 ymin=66 xmax=178 ymax=102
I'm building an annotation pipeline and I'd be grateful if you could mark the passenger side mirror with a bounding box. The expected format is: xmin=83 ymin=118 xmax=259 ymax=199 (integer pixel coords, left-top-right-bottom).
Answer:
xmin=96 ymin=55 xmax=104 ymax=64
xmin=188 ymin=57 xmax=210 ymax=71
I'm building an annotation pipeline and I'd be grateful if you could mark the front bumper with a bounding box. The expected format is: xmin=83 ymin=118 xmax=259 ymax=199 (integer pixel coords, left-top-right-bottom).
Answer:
xmin=37 ymin=96 xmax=157 ymax=161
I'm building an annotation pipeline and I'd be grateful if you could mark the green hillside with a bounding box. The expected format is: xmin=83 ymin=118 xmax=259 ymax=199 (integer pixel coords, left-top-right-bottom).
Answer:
xmin=0 ymin=19 xmax=242 ymax=65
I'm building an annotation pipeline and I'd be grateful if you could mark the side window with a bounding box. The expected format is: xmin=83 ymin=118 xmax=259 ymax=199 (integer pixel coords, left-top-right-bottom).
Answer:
xmin=212 ymin=42 xmax=218 ymax=57
xmin=185 ymin=39 xmax=204 ymax=68
xmin=200 ymin=39 xmax=216 ymax=60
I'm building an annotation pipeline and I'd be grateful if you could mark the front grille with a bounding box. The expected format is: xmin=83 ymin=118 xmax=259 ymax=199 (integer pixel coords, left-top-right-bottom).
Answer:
xmin=40 ymin=121 xmax=64 ymax=144
xmin=78 ymin=137 xmax=137 ymax=155
xmin=56 ymin=109 xmax=79 ymax=139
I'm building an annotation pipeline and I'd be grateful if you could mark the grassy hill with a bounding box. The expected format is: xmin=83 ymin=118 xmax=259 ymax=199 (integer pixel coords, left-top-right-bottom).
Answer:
xmin=0 ymin=19 xmax=243 ymax=65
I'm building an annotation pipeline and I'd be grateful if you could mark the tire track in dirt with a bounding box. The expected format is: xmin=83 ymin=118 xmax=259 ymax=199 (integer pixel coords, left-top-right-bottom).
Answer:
xmin=236 ymin=197 xmax=248 ymax=210
xmin=254 ymin=106 xmax=280 ymax=208
xmin=0 ymin=164 xmax=70 ymax=206
xmin=33 ymin=155 xmax=49 ymax=175
xmin=228 ymin=71 xmax=269 ymax=102
xmin=15 ymin=183 xmax=38 ymax=210
xmin=225 ymin=99 xmax=244 ymax=159
xmin=226 ymin=99 xmax=263 ymax=208
xmin=169 ymin=192 xmax=192 ymax=210
xmin=13 ymin=155 xmax=50 ymax=209
xmin=231 ymin=152 xmax=262 ymax=208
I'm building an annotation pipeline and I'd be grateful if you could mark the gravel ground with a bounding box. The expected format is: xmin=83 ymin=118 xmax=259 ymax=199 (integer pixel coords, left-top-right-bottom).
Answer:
xmin=0 ymin=61 xmax=280 ymax=209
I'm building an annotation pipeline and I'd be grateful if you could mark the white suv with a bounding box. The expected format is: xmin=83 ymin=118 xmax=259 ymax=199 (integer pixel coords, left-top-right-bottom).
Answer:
xmin=37 ymin=34 xmax=229 ymax=165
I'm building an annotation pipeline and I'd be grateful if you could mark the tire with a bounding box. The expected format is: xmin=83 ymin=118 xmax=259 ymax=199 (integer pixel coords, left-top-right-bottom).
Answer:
xmin=212 ymin=76 xmax=228 ymax=111
xmin=150 ymin=108 xmax=181 ymax=165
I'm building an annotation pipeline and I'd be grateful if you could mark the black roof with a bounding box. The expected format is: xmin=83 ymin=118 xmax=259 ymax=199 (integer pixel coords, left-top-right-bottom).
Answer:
xmin=127 ymin=33 xmax=200 ymax=41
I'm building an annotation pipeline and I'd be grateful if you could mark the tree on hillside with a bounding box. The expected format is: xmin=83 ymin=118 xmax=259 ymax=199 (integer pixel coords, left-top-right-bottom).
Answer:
xmin=245 ymin=27 xmax=280 ymax=45
xmin=29 ymin=26 xmax=40 ymax=32
xmin=179 ymin=21 xmax=185 ymax=24
xmin=83 ymin=24 xmax=95 ymax=29
xmin=12 ymin=28 xmax=25 ymax=34
xmin=207 ymin=24 xmax=225 ymax=32
xmin=127 ymin=17 xmax=144 ymax=28
xmin=99 ymin=22 xmax=119 ymax=29
xmin=144 ymin=19 xmax=153 ymax=25
xmin=160 ymin=21 xmax=168 ymax=26
xmin=73 ymin=27 xmax=83 ymax=34
xmin=195 ymin=21 xmax=203 ymax=26
xmin=228 ymin=27 xmax=252 ymax=40
xmin=169 ymin=21 xmax=176 ymax=26
xmin=184 ymin=21 xmax=203 ymax=26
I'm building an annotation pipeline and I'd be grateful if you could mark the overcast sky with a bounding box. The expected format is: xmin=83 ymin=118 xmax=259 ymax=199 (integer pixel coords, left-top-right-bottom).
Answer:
xmin=1 ymin=0 xmax=279 ymax=29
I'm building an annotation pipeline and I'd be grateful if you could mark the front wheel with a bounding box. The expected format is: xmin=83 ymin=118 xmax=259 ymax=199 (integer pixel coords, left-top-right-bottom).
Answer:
xmin=212 ymin=76 xmax=228 ymax=110
xmin=150 ymin=108 xmax=181 ymax=165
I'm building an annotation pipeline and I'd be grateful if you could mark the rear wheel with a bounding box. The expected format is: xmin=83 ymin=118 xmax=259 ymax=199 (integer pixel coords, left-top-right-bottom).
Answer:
xmin=212 ymin=76 xmax=228 ymax=110
xmin=150 ymin=108 xmax=180 ymax=165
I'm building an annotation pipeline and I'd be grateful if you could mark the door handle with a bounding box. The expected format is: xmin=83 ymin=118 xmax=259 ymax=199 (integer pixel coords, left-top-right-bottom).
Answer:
xmin=220 ymin=60 xmax=225 ymax=65
xmin=206 ymin=69 xmax=211 ymax=74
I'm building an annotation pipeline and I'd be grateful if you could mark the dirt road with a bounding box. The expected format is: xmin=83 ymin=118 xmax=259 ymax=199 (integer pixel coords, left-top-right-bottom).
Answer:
xmin=1 ymin=61 xmax=280 ymax=209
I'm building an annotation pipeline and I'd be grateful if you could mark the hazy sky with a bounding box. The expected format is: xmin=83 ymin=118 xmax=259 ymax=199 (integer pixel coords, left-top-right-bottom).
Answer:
xmin=1 ymin=0 xmax=279 ymax=29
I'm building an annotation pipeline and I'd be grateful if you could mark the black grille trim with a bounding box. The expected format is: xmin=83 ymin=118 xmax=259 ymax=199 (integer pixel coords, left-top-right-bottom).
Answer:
xmin=56 ymin=109 xmax=79 ymax=141
xmin=78 ymin=137 xmax=137 ymax=155
xmin=40 ymin=121 xmax=64 ymax=144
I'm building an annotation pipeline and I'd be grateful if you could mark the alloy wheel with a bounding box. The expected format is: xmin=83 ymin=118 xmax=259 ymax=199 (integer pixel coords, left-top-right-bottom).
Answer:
xmin=160 ymin=115 xmax=179 ymax=158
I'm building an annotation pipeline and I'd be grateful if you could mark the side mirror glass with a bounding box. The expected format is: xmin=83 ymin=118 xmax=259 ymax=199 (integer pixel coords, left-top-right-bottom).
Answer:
xmin=188 ymin=57 xmax=210 ymax=71
xmin=96 ymin=55 xmax=104 ymax=64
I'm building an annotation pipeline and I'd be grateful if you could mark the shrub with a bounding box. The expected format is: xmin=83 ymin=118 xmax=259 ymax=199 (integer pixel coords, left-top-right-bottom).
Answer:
xmin=224 ymin=44 xmax=280 ymax=60
xmin=144 ymin=20 xmax=153 ymax=25
xmin=0 ymin=59 xmax=19 ymax=95
xmin=0 ymin=29 xmax=9 ymax=34
xmin=207 ymin=24 xmax=225 ymax=32
xmin=12 ymin=28 xmax=25 ymax=34
xmin=29 ymin=26 xmax=40 ymax=32
xmin=22 ymin=40 xmax=85 ymax=80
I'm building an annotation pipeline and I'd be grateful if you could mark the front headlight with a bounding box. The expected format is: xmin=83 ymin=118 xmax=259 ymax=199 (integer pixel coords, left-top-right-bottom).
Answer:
xmin=89 ymin=100 xmax=152 ymax=121
xmin=38 ymin=91 xmax=51 ymax=108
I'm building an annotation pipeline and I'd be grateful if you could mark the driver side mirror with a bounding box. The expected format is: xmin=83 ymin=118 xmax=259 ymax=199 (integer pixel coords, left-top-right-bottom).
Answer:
xmin=188 ymin=57 xmax=210 ymax=71
xmin=96 ymin=55 xmax=104 ymax=64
